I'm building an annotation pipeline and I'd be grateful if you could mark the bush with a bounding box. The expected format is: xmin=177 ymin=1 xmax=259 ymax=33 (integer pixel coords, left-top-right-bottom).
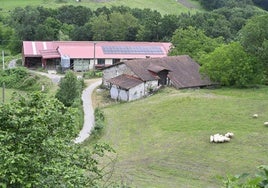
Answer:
xmin=83 ymin=70 xmax=103 ymax=79
xmin=221 ymin=165 xmax=268 ymax=187
xmin=92 ymin=108 xmax=105 ymax=136
xmin=0 ymin=67 xmax=41 ymax=90
xmin=56 ymin=71 xmax=84 ymax=107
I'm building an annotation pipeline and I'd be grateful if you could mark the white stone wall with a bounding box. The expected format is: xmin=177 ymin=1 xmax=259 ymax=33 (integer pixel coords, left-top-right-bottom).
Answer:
xmin=110 ymin=85 xmax=119 ymax=100
xmin=102 ymin=64 xmax=135 ymax=87
xmin=110 ymin=83 xmax=145 ymax=101
xmin=110 ymin=85 xmax=129 ymax=101
xmin=144 ymin=80 xmax=159 ymax=95
xmin=128 ymin=83 xmax=145 ymax=101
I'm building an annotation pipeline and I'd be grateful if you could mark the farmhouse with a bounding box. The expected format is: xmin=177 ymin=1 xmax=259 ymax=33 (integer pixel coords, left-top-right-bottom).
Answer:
xmin=22 ymin=41 xmax=171 ymax=71
xmin=103 ymin=55 xmax=212 ymax=101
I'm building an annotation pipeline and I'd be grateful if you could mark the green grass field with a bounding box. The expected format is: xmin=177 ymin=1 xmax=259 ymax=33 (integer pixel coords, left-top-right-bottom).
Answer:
xmin=89 ymin=86 xmax=268 ymax=187
xmin=0 ymin=0 xmax=202 ymax=15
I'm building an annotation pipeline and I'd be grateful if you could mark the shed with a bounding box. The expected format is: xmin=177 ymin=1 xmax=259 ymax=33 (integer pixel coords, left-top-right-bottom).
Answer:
xmin=107 ymin=74 xmax=145 ymax=101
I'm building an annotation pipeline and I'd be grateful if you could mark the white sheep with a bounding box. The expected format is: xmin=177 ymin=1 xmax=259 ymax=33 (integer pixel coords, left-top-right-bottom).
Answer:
xmin=264 ymin=122 xmax=268 ymax=126
xmin=210 ymin=132 xmax=234 ymax=143
xmin=253 ymin=114 xmax=258 ymax=118
xmin=210 ymin=135 xmax=214 ymax=143
xmin=225 ymin=132 xmax=234 ymax=138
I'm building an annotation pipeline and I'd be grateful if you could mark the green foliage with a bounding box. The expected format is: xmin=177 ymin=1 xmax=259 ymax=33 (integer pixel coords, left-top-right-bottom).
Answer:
xmin=200 ymin=42 xmax=263 ymax=87
xmin=83 ymin=70 xmax=103 ymax=79
xmin=239 ymin=14 xmax=268 ymax=72
xmin=170 ymin=26 xmax=223 ymax=61
xmin=0 ymin=67 xmax=45 ymax=91
xmin=199 ymin=0 xmax=253 ymax=10
xmin=220 ymin=165 xmax=268 ymax=187
xmin=0 ymin=92 xmax=113 ymax=187
xmin=55 ymin=70 xmax=83 ymax=107
xmin=92 ymin=107 xmax=105 ymax=136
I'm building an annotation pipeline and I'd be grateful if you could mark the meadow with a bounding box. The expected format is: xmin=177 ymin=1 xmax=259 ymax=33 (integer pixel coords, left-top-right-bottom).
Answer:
xmin=90 ymin=86 xmax=268 ymax=187
xmin=0 ymin=0 xmax=202 ymax=15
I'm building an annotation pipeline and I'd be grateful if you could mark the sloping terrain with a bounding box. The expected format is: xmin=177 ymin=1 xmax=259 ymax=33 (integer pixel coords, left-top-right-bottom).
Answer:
xmin=92 ymin=87 xmax=268 ymax=187
xmin=1 ymin=0 xmax=202 ymax=15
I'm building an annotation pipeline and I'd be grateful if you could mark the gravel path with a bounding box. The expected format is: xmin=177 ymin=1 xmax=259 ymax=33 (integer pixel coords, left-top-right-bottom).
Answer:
xmin=29 ymin=70 xmax=102 ymax=143
xmin=74 ymin=79 xmax=102 ymax=143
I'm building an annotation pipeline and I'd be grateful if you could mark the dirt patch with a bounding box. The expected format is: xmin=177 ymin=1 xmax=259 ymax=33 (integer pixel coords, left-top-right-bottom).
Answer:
xmin=177 ymin=0 xmax=197 ymax=9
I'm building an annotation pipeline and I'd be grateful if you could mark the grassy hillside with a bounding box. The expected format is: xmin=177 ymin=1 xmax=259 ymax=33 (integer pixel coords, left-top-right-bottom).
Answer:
xmin=1 ymin=0 xmax=202 ymax=15
xmin=90 ymin=87 xmax=268 ymax=187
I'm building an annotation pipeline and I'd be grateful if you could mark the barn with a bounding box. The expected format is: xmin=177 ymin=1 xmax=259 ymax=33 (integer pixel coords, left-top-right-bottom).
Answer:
xmin=22 ymin=41 xmax=171 ymax=71
xmin=103 ymin=55 xmax=212 ymax=101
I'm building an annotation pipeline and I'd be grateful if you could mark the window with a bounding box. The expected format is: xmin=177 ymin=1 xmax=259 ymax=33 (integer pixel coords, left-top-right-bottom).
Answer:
xmin=112 ymin=59 xmax=120 ymax=65
xmin=97 ymin=59 xmax=105 ymax=65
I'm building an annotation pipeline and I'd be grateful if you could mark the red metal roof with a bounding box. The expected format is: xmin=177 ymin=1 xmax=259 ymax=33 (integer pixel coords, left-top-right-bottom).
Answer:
xmin=23 ymin=41 xmax=171 ymax=59
xmin=40 ymin=49 xmax=60 ymax=59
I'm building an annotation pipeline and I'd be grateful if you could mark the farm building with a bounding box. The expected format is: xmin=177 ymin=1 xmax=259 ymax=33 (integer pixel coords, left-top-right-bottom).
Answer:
xmin=103 ymin=55 xmax=212 ymax=101
xmin=22 ymin=41 xmax=171 ymax=71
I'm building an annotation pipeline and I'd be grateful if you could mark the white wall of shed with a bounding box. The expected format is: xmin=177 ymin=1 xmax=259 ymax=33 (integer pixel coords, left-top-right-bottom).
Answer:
xmin=145 ymin=80 xmax=158 ymax=95
xmin=118 ymin=90 xmax=128 ymax=101
xmin=128 ymin=83 xmax=145 ymax=101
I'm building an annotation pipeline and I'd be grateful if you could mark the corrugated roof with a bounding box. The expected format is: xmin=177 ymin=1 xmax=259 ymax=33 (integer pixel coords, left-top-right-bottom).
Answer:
xmin=40 ymin=49 xmax=60 ymax=59
xmin=23 ymin=41 xmax=171 ymax=59
xmin=107 ymin=74 xmax=143 ymax=90
xmin=122 ymin=55 xmax=211 ymax=89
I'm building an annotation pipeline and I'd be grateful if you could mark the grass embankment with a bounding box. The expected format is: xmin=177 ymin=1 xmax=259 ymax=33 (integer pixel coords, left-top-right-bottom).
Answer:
xmin=90 ymin=87 xmax=268 ymax=187
xmin=0 ymin=0 xmax=202 ymax=15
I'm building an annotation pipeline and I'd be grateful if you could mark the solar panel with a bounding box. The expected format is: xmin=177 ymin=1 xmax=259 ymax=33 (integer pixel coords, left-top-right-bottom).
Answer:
xmin=102 ymin=46 xmax=164 ymax=55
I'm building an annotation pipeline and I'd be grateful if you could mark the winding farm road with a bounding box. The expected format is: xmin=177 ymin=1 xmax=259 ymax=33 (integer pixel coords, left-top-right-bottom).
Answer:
xmin=74 ymin=79 xmax=102 ymax=143
xmin=29 ymin=70 xmax=101 ymax=143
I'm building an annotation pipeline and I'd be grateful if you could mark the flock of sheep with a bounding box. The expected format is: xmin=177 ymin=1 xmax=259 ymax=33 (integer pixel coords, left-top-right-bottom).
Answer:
xmin=210 ymin=113 xmax=267 ymax=143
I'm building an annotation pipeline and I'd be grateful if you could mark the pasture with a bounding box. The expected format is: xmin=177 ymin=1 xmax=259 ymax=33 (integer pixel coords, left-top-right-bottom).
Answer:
xmin=90 ymin=86 xmax=268 ymax=187
xmin=0 ymin=0 xmax=202 ymax=15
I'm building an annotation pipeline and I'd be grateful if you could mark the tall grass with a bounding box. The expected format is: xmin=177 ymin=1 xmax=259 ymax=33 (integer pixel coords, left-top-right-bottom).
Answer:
xmin=90 ymin=87 xmax=268 ymax=187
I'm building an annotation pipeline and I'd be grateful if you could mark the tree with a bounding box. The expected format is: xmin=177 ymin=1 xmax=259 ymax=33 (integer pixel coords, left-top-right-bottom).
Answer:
xmin=109 ymin=12 xmax=139 ymax=41
xmin=0 ymin=92 xmax=112 ymax=187
xmin=136 ymin=9 xmax=162 ymax=41
xmin=56 ymin=71 xmax=82 ymax=107
xmin=90 ymin=14 xmax=111 ymax=41
xmin=35 ymin=17 xmax=61 ymax=40
xmin=56 ymin=5 xmax=92 ymax=26
xmin=169 ymin=26 xmax=223 ymax=61
xmin=9 ymin=6 xmax=40 ymax=40
xmin=239 ymin=14 xmax=268 ymax=68
xmin=200 ymin=42 xmax=263 ymax=87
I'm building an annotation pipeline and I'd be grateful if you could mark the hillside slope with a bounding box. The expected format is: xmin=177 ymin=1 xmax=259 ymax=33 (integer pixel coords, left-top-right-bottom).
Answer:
xmin=92 ymin=87 xmax=268 ymax=187
xmin=1 ymin=0 xmax=202 ymax=15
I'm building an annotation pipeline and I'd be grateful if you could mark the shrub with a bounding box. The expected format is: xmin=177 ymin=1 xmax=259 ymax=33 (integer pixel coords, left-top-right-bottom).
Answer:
xmin=56 ymin=71 xmax=84 ymax=107
xmin=92 ymin=108 xmax=105 ymax=136
xmin=83 ymin=70 xmax=103 ymax=79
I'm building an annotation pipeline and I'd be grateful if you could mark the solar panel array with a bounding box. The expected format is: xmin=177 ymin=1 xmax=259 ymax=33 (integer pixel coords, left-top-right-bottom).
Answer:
xmin=102 ymin=46 xmax=164 ymax=55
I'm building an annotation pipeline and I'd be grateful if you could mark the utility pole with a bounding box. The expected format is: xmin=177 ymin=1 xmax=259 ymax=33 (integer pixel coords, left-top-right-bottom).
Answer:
xmin=2 ymin=50 xmax=5 ymax=103
xmin=93 ymin=42 xmax=96 ymax=74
